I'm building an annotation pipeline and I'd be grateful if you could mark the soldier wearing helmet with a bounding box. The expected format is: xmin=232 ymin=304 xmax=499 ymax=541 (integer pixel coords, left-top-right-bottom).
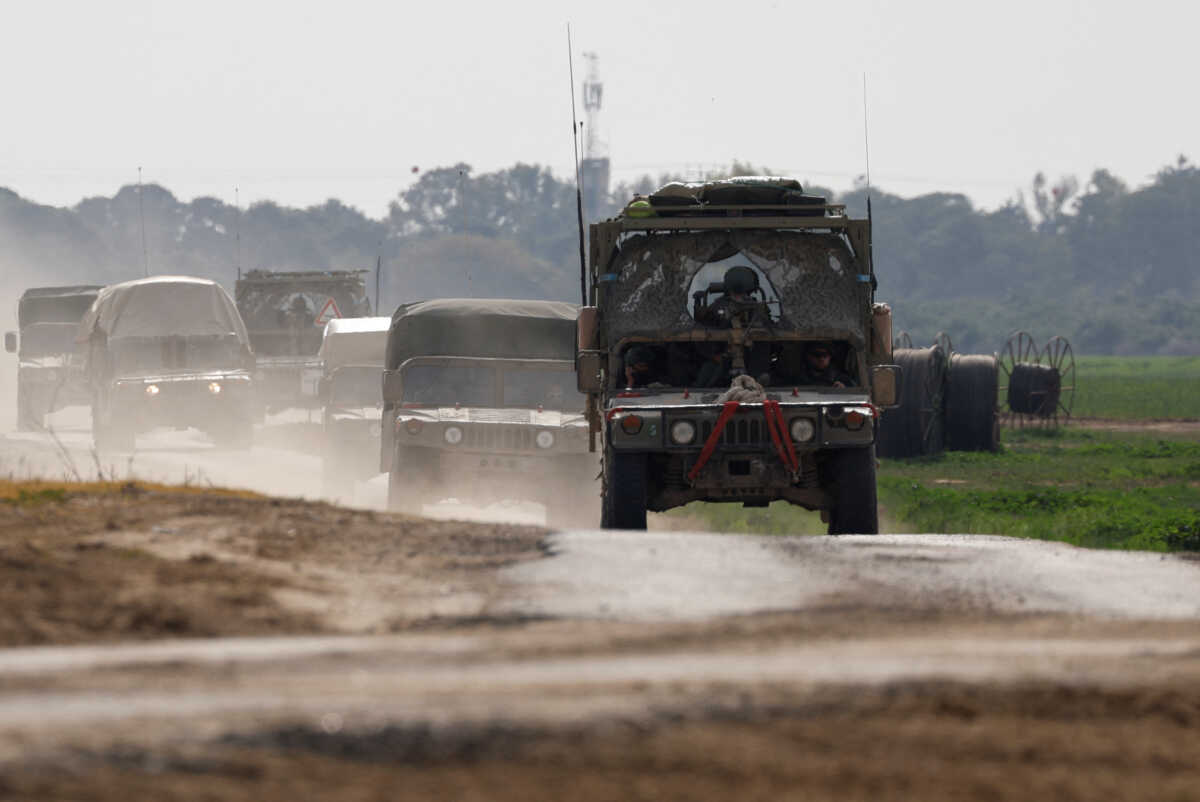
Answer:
xmin=695 ymin=265 xmax=770 ymax=329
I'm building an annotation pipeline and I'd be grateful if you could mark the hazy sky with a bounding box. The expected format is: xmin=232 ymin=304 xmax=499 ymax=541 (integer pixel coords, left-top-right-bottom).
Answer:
xmin=1 ymin=0 xmax=1194 ymax=218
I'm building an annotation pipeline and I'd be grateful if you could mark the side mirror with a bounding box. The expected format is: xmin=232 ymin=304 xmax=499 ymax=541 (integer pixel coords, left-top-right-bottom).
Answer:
xmin=870 ymin=364 xmax=901 ymax=409
xmin=4 ymin=332 xmax=16 ymax=353
xmin=576 ymin=351 xmax=604 ymax=394
xmin=382 ymin=369 xmax=404 ymax=403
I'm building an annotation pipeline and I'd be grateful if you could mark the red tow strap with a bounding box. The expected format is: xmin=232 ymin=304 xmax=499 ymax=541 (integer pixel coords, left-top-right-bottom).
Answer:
xmin=687 ymin=401 xmax=740 ymax=482
xmin=763 ymin=400 xmax=800 ymax=475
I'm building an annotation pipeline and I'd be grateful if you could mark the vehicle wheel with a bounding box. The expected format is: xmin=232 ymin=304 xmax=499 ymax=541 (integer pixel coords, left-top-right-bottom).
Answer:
xmin=16 ymin=392 xmax=42 ymax=432
xmin=602 ymin=448 xmax=648 ymax=530
xmin=387 ymin=444 xmax=425 ymax=515
xmin=824 ymin=446 xmax=878 ymax=535
xmin=213 ymin=418 xmax=254 ymax=451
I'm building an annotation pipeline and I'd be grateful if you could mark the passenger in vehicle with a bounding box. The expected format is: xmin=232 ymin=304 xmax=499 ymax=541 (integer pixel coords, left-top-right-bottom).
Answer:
xmin=796 ymin=341 xmax=855 ymax=388
xmin=623 ymin=345 xmax=661 ymax=388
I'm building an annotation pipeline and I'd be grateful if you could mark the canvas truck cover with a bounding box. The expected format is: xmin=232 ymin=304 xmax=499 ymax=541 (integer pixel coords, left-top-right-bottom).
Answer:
xmin=77 ymin=276 xmax=250 ymax=343
xmin=385 ymin=298 xmax=578 ymax=370
xmin=601 ymin=230 xmax=866 ymax=348
xmin=18 ymin=286 xmax=102 ymax=329
xmin=319 ymin=316 xmax=390 ymax=370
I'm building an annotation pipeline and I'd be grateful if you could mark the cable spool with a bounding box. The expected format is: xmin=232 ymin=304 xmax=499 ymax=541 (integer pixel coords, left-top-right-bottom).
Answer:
xmin=876 ymin=346 xmax=946 ymax=459
xmin=945 ymin=353 xmax=1000 ymax=451
xmin=895 ymin=330 xmax=914 ymax=350
xmin=1008 ymin=363 xmax=1061 ymax=416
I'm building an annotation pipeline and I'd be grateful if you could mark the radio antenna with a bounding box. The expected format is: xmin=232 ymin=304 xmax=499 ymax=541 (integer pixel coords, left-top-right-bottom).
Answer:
xmin=862 ymin=73 xmax=876 ymax=287
xmin=567 ymin=25 xmax=587 ymax=306
xmin=137 ymin=166 xmax=150 ymax=277
xmin=234 ymin=186 xmax=242 ymax=280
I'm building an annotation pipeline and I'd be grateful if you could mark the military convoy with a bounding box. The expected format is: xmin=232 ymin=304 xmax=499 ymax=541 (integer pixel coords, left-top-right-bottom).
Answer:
xmin=79 ymin=276 xmax=257 ymax=452
xmin=6 ymin=176 xmax=896 ymax=535
xmin=575 ymin=177 xmax=899 ymax=533
xmin=234 ymin=269 xmax=372 ymax=412
xmin=5 ymin=285 xmax=100 ymax=430
xmin=379 ymin=299 xmax=596 ymax=522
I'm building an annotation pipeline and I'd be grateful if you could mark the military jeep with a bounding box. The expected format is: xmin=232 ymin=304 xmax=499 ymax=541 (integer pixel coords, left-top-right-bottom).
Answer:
xmin=318 ymin=316 xmax=390 ymax=498
xmin=79 ymin=276 xmax=257 ymax=452
xmin=380 ymin=299 xmax=596 ymax=522
xmin=576 ymin=177 xmax=900 ymax=533
xmin=234 ymin=269 xmax=371 ymax=412
xmin=5 ymin=285 xmax=100 ymax=430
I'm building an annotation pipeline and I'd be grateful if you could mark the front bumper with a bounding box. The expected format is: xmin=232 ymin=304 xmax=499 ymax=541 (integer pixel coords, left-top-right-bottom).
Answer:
xmin=110 ymin=373 xmax=254 ymax=429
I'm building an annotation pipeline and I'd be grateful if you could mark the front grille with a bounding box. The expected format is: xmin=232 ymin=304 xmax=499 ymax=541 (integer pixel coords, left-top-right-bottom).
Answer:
xmin=698 ymin=415 xmax=767 ymax=446
xmin=462 ymin=425 xmax=535 ymax=451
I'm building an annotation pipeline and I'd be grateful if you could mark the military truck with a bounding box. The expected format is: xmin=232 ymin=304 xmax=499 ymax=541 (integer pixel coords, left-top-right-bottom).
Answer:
xmin=79 ymin=276 xmax=257 ymax=452
xmin=318 ymin=316 xmax=390 ymax=498
xmin=5 ymin=285 xmax=101 ymax=430
xmin=380 ymin=299 xmax=596 ymax=522
xmin=234 ymin=269 xmax=371 ymax=412
xmin=576 ymin=177 xmax=900 ymax=533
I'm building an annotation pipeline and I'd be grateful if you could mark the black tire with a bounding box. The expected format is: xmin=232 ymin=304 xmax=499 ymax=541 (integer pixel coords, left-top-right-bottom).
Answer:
xmin=601 ymin=448 xmax=648 ymax=530
xmin=16 ymin=390 xmax=42 ymax=432
xmin=825 ymin=446 xmax=878 ymax=535
xmin=387 ymin=443 xmax=425 ymax=515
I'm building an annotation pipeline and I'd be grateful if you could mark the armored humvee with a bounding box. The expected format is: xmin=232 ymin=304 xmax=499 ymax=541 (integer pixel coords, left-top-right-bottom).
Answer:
xmin=5 ymin=285 xmax=101 ymax=430
xmin=380 ymin=299 xmax=596 ymax=522
xmin=318 ymin=315 xmax=390 ymax=498
xmin=234 ymin=269 xmax=371 ymax=412
xmin=79 ymin=276 xmax=257 ymax=452
xmin=576 ymin=177 xmax=900 ymax=533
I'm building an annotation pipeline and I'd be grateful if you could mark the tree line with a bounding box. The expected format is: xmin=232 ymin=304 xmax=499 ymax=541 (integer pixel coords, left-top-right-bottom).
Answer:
xmin=1 ymin=156 xmax=1196 ymax=354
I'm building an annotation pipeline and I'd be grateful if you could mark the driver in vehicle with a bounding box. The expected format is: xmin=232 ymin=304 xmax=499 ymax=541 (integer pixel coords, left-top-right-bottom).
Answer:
xmin=797 ymin=341 xmax=855 ymax=388
xmin=623 ymin=345 xmax=661 ymax=388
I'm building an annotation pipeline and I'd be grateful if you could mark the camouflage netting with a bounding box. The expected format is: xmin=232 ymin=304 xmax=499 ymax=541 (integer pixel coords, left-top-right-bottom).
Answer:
xmin=600 ymin=230 xmax=866 ymax=346
xmin=386 ymin=298 xmax=578 ymax=370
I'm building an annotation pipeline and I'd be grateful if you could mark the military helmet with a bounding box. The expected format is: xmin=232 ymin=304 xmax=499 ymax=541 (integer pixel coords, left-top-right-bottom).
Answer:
xmin=723 ymin=265 xmax=759 ymax=295
xmin=624 ymin=344 xmax=655 ymax=367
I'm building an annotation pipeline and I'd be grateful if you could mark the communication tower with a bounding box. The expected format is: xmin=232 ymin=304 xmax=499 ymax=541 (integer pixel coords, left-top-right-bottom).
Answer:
xmin=580 ymin=52 xmax=610 ymax=220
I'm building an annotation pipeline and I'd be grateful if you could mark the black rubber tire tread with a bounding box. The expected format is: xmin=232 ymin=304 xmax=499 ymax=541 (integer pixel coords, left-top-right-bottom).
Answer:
xmin=603 ymin=449 xmax=648 ymax=530
xmin=826 ymin=446 xmax=878 ymax=535
xmin=945 ymin=353 xmax=1000 ymax=452
xmin=876 ymin=346 xmax=946 ymax=459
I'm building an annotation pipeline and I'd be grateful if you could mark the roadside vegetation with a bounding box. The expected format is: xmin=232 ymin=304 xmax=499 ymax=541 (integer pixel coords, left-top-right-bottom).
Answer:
xmin=1072 ymin=356 xmax=1200 ymax=419
xmin=668 ymin=427 xmax=1200 ymax=551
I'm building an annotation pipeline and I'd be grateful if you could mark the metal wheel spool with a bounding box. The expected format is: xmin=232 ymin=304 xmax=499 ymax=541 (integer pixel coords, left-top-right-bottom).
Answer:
xmin=997 ymin=331 xmax=1041 ymax=428
xmin=895 ymin=330 xmax=913 ymax=350
xmin=1038 ymin=335 xmax=1076 ymax=424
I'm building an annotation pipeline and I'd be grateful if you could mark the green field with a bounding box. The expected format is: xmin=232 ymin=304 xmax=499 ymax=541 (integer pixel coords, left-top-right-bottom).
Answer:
xmin=1071 ymin=356 xmax=1200 ymax=419
xmin=666 ymin=428 xmax=1200 ymax=551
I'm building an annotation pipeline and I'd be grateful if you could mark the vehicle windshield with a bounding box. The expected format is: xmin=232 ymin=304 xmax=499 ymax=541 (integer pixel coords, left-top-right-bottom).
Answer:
xmin=502 ymin=368 xmax=586 ymax=412
xmin=330 ymin=366 xmax=382 ymax=407
xmin=108 ymin=334 xmax=244 ymax=376
xmin=401 ymin=364 xmax=494 ymax=407
xmin=19 ymin=323 xmax=79 ymax=356
xmin=615 ymin=340 xmax=860 ymax=391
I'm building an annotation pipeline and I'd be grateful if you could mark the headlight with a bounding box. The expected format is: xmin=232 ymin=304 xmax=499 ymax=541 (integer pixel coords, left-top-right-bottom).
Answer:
xmin=789 ymin=417 xmax=815 ymax=442
xmin=208 ymin=381 xmax=222 ymax=395
xmin=403 ymin=419 xmax=423 ymax=435
xmin=368 ymin=422 xmax=382 ymax=438
xmin=535 ymin=430 xmax=555 ymax=449
xmin=444 ymin=425 xmax=463 ymax=445
xmin=145 ymin=384 xmax=160 ymax=397
xmin=670 ymin=420 xmax=696 ymax=445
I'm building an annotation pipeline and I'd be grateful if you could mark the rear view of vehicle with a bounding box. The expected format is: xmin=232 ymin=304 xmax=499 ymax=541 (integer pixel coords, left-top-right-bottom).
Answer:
xmin=380 ymin=299 xmax=596 ymax=523
xmin=80 ymin=276 xmax=257 ymax=452
xmin=318 ymin=316 xmax=390 ymax=498
xmin=5 ymin=285 xmax=101 ymax=430
xmin=234 ymin=270 xmax=371 ymax=413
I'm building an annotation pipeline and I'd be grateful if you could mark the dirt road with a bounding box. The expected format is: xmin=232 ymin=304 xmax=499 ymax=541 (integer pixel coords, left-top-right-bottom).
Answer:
xmin=2 ymin=422 xmax=1200 ymax=800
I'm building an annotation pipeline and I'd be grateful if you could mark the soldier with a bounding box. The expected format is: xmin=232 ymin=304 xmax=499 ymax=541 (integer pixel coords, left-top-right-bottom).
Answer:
xmin=695 ymin=265 xmax=771 ymax=329
xmin=623 ymin=344 xmax=660 ymax=388
xmin=796 ymin=341 xmax=855 ymax=388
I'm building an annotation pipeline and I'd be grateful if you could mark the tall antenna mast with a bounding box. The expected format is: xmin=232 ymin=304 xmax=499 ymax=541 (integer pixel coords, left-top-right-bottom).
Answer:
xmin=137 ymin=166 xmax=150 ymax=277
xmin=861 ymin=73 xmax=872 ymax=194
xmin=567 ymin=25 xmax=587 ymax=306
xmin=234 ymin=186 xmax=242 ymax=280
